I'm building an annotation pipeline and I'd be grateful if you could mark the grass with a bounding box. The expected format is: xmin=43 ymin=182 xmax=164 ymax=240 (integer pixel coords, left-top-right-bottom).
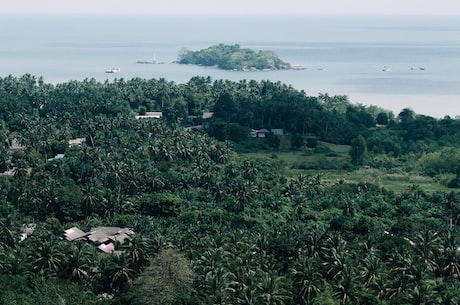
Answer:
xmin=242 ymin=141 xmax=452 ymax=194
xmin=317 ymin=141 xmax=351 ymax=154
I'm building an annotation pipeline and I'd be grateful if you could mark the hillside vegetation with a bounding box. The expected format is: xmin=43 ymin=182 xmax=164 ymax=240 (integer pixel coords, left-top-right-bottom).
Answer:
xmin=1 ymin=74 xmax=460 ymax=304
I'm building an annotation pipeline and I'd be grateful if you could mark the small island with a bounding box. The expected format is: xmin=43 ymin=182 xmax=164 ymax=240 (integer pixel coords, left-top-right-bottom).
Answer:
xmin=177 ymin=43 xmax=295 ymax=71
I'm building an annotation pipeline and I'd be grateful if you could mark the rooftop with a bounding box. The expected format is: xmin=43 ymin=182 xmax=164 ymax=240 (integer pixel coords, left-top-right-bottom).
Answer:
xmin=61 ymin=226 xmax=134 ymax=253
xmin=68 ymin=137 xmax=86 ymax=147
xmin=135 ymin=111 xmax=163 ymax=119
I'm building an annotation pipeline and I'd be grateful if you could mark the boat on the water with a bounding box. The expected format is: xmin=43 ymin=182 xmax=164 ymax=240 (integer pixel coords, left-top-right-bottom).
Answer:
xmin=382 ymin=66 xmax=391 ymax=72
xmin=105 ymin=67 xmax=121 ymax=73
xmin=137 ymin=60 xmax=155 ymax=64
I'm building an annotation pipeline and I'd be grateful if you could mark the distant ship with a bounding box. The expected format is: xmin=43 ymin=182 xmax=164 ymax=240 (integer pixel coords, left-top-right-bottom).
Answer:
xmin=382 ymin=66 xmax=391 ymax=72
xmin=105 ymin=67 xmax=121 ymax=73
xmin=137 ymin=60 xmax=156 ymax=64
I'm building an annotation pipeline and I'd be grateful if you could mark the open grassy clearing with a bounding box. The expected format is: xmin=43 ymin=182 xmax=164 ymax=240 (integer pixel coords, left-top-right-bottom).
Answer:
xmin=243 ymin=141 xmax=451 ymax=194
xmin=297 ymin=168 xmax=451 ymax=193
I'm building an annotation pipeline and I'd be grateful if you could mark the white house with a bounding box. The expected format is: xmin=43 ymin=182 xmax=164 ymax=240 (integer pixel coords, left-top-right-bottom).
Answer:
xmin=135 ymin=112 xmax=163 ymax=119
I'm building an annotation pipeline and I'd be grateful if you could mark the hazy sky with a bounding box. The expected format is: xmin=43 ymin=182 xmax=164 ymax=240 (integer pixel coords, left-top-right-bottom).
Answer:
xmin=2 ymin=0 xmax=460 ymax=15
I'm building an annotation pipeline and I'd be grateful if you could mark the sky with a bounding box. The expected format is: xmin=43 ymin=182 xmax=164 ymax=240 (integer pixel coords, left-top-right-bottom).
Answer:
xmin=2 ymin=0 xmax=460 ymax=15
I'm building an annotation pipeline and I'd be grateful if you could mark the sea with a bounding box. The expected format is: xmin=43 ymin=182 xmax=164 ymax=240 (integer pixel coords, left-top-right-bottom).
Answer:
xmin=1 ymin=14 xmax=460 ymax=118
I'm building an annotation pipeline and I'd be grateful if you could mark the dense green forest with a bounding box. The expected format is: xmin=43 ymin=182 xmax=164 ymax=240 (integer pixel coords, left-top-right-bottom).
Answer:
xmin=2 ymin=74 xmax=460 ymax=304
xmin=177 ymin=44 xmax=292 ymax=71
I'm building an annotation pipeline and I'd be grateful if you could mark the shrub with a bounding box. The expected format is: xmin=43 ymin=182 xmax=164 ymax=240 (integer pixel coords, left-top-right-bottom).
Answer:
xmin=135 ymin=192 xmax=182 ymax=217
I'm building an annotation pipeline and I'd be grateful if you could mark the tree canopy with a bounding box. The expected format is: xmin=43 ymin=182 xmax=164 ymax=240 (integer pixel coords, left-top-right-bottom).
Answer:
xmin=1 ymin=74 xmax=460 ymax=304
xmin=177 ymin=44 xmax=292 ymax=71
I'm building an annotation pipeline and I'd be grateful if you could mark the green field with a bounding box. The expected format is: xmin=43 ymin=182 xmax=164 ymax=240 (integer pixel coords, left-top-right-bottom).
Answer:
xmin=243 ymin=141 xmax=451 ymax=194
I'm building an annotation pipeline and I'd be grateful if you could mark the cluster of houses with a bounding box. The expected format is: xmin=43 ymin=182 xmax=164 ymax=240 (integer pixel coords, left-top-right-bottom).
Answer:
xmin=60 ymin=226 xmax=135 ymax=254
xmin=48 ymin=137 xmax=86 ymax=161
xmin=133 ymin=111 xmax=287 ymax=141
xmin=1 ymin=137 xmax=87 ymax=175
xmin=17 ymin=223 xmax=134 ymax=255
xmin=4 ymin=111 xmax=284 ymax=174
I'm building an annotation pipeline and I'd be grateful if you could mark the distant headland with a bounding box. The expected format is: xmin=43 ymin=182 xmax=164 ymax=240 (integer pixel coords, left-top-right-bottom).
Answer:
xmin=176 ymin=43 xmax=303 ymax=71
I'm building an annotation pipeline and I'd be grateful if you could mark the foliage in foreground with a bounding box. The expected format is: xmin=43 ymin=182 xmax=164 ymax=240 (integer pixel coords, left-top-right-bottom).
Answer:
xmin=1 ymin=75 xmax=460 ymax=304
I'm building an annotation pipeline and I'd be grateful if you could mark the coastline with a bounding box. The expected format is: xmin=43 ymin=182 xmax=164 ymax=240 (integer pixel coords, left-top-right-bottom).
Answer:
xmin=1 ymin=14 xmax=459 ymax=119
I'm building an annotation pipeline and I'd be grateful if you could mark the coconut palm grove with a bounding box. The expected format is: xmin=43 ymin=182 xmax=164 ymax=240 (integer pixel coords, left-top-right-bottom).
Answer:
xmin=2 ymin=74 xmax=460 ymax=304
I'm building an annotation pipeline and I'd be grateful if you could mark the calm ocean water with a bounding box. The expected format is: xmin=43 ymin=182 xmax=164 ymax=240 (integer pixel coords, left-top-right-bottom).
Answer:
xmin=1 ymin=14 xmax=460 ymax=117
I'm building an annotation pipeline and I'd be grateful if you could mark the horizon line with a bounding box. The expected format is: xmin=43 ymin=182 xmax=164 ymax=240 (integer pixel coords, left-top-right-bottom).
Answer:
xmin=2 ymin=12 xmax=460 ymax=16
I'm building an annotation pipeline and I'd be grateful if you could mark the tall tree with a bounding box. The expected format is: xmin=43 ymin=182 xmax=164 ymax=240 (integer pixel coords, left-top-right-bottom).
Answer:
xmin=349 ymin=135 xmax=367 ymax=165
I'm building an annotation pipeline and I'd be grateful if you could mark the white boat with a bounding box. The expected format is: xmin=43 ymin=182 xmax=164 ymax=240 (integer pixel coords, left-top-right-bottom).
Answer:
xmin=382 ymin=66 xmax=391 ymax=72
xmin=105 ymin=67 xmax=121 ymax=73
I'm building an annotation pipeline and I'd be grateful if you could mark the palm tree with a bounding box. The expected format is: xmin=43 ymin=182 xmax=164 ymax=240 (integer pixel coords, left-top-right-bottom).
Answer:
xmin=369 ymin=275 xmax=397 ymax=301
xmin=332 ymin=265 xmax=359 ymax=304
xmin=81 ymin=179 xmax=104 ymax=216
xmin=439 ymin=230 xmax=460 ymax=279
xmin=360 ymin=249 xmax=385 ymax=288
xmin=0 ymin=246 xmax=31 ymax=275
xmin=256 ymin=270 xmax=292 ymax=305
xmin=11 ymin=153 xmax=30 ymax=180
xmin=109 ymin=255 xmax=136 ymax=292
xmin=199 ymin=266 xmax=237 ymax=305
xmin=305 ymin=225 xmax=327 ymax=258
xmin=322 ymin=235 xmax=350 ymax=280
xmin=211 ymin=179 xmax=229 ymax=202
xmin=111 ymin=264 xmax=136 ymax=292
xmin=390 ymin=251 xmax=429 ymax=289
xmin=146 ymin=232 xmax=173 ymax=254
xmin=60 ymin=243 xmax=94 ymax=282
xmin=413 ymin=230 xmax=441 ymax=273
xmin=232 ymin=180 xmax=257 ymax=213
xmin=122 ymin=235 xmax=149 ymax=273
xmin=197 ymin=246 xmax=232 ymax=276
xmin=243 ymin=159 xmax=259 ymax=181
xmin=30 ymin=238 xmax=64 ymax=277
xmin=233 ymin=270 xmax=259 ymax=305
xmin=443 ymin=192 xmax=460 ymax=229
xmin=147 ymin=169 xmax=166 ymax=191
xmin=291 ymin=256 xmax=322 ymax=305
xmin=0 ymin=219 xmax=16 ymax=248
xmin=237 ymin=285 xmax=259 ymax=305
xmin=403 ymin=284 xmax=441 ymax=305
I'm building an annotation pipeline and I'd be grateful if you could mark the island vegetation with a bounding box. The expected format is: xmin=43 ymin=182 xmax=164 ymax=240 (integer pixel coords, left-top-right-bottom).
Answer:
xmin=177 ymin=44 xmax=292 ymax=71
xmin=2 ymin=74 xmax=460 ymax=304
